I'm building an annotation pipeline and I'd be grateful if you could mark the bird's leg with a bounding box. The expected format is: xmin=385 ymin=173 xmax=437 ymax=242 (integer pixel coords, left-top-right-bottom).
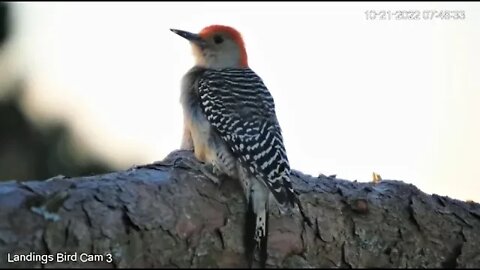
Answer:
xmin=200 ymin=162 xmax=225 ymax=186
xmin=211 ymin=161 xmax=224 ymax=176
xmin=178 ymin=158 xmax=224 ymax=186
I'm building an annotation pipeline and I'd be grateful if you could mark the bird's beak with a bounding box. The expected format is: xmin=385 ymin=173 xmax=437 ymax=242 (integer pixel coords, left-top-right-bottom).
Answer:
xmin=170 ymin=28 xmax=206 ymax=47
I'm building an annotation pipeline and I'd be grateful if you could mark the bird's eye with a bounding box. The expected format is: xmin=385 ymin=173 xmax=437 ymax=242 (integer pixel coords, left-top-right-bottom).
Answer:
xmin=213 ymin=35 xmax=224 ymax=44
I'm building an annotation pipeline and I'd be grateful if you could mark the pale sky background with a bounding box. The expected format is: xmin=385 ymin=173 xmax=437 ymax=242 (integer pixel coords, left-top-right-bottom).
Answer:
xmin=2 ymin=2 xmax=479 ymax=201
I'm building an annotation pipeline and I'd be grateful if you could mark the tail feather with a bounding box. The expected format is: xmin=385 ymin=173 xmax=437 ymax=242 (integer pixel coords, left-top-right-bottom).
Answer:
xmin=259 ymin=210 xmax=268 ymax=267
xmin=245 ymin=192 xmax=268 ymax=268
xmin=245 ymin=197 xmax=256 ymax=267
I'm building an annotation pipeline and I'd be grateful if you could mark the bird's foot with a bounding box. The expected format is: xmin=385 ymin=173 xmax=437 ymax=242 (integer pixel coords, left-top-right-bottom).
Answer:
xmin=200 ymin=163 xmax=224 ymax=186
xmin=180 ymin=158 xmax=224 ymax=186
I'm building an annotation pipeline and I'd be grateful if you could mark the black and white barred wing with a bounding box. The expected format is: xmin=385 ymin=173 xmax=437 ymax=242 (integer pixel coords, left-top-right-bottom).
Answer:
xmin=198 ymin=68 xmax=295 ymax=206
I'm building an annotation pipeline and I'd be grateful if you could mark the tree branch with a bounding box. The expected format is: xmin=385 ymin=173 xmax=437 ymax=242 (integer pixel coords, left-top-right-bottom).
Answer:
xmin=0 ymin=150 xmax=479 ymax=268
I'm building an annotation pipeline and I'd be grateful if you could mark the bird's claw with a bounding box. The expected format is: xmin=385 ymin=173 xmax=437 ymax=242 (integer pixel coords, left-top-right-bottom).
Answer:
xmin=180 ymin=158 xmax=223 ymax=186
xmin=199 ymin=164 xmax=223 ymax=186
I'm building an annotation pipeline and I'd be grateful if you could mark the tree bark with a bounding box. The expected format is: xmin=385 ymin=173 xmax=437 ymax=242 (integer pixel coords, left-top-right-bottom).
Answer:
xmin=0 ymin=150 xmax=479 ymax=268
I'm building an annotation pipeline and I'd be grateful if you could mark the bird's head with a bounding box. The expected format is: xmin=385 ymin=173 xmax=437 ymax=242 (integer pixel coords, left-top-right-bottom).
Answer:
xmin=170 ymin=25 xmax=248 ymax=69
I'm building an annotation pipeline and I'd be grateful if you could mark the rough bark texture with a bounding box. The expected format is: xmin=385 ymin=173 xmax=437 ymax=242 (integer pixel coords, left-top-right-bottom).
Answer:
xmin=0 ymin=150 xmax=479 ymax=268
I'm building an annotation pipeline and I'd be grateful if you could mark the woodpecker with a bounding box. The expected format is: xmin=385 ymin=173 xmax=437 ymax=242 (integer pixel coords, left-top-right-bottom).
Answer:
xmin=171 ymin=25 xmax=297 ymax=267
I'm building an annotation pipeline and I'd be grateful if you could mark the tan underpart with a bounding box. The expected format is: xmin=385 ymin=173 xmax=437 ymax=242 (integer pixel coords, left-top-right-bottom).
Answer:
xmin=180 ymin=115 xmax=194 ymax=150
xmin=182 ymin=113 xmax=216 ymax=165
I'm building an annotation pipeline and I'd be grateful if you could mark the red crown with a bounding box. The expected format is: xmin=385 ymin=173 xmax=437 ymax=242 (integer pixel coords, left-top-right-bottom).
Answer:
xmin=199 ymin=25 xmax=248 ymax=67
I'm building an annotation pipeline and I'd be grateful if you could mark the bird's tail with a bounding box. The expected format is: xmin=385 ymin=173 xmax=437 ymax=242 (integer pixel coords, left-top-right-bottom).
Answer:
xmin=245 ymin=194 xmax=268 ymax=268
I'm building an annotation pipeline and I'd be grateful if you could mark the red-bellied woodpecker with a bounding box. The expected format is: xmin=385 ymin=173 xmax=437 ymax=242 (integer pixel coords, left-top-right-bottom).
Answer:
xmin=171 ymin=25 xmax=297 ymax=267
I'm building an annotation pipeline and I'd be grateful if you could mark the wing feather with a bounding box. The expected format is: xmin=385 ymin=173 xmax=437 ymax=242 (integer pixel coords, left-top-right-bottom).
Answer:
xmin=198 ymin=68 xmax=295 ymax=206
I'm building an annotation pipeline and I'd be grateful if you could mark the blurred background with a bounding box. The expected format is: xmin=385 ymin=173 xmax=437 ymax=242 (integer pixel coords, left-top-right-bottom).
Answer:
xmin=0 ymin=2 xmax=478 ymax=201
xmin=0 ymin=2 xmax=114 ymax=180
